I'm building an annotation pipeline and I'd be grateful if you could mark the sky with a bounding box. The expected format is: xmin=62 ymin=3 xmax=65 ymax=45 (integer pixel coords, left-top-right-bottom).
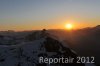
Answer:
xmin=0 ymin=0 xmax=100 ymax=31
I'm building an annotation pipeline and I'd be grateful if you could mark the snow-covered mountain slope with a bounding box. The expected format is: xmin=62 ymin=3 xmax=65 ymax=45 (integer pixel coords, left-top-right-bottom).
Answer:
xmin=0 ymin=29 xmax=95 ymax=66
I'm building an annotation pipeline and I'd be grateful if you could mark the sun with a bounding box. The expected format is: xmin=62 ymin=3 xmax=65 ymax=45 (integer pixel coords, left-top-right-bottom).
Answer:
xmin=65 ymin=24 xmax=73 ymax=30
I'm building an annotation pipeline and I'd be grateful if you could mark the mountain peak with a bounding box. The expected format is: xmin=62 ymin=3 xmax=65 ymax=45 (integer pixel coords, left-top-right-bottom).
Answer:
xmin=25 ymin=29 xmax=48 ymax=41
xmin=95 ymin=25 xmax=100 ymax=29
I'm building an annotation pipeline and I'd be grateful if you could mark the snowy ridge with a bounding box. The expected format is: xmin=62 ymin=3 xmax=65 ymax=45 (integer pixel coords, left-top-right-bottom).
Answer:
xmin=0 ymin=30 xmax=95 ymax=66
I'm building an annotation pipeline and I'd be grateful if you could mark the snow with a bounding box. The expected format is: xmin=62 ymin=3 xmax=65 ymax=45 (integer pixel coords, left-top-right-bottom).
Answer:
xmin=0 ymin=30 xmax=96 ymax=66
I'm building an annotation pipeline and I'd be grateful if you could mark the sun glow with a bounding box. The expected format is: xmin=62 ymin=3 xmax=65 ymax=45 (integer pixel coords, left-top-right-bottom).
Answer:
xmin=65 ymin=24 xmax=73 ymax=30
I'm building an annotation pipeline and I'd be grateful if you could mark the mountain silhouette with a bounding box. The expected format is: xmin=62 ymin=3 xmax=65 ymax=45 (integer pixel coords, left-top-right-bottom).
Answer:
xmin=0 ymin=26 xmax=99 ymax=66
xmin=47 ymin=25 xmax=100 ymax=66
xmin=0 ymin=29 xmax=94 ymax=66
